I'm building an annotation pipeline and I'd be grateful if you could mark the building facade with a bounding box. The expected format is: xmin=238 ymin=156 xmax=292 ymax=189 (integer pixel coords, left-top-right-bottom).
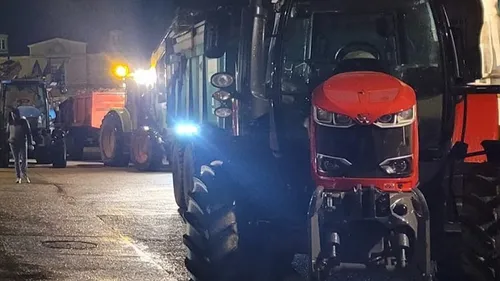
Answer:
xmin=0 ymin=35 xmax=141 ymax=100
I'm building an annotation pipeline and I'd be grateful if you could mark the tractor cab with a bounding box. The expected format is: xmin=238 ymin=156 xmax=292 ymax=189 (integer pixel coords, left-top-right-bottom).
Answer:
xmin=0 ymin=79 xmax=67 ymax=168
xmin=277 ymin=0 xmax=451 ymax=160
xmin=1 ymin=80 xmax=50 ymax=133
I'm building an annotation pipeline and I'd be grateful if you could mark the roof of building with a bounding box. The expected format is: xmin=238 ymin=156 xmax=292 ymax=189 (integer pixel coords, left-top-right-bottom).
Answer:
xmin=27 ymin=38 xmax=87 ymax=48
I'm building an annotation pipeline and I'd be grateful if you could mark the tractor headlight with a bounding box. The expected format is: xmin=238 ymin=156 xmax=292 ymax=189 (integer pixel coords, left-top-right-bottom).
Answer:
xmin=174 ymin=123 xmax=199 ymax=136
xmin=211 ymin=73 xmax=234 ymax=88
xmin=317 ymin=154 xmax=352 ymax=176
xmin=133 ymin=68 xmax=157 ymax=86
xmin=214 ymin=106 xmax=232 ymax=118
xmin=374 ymin=106 xmax=416 ymax=128
xmin=212 ymin=90 xmax=232 ymax=102
xmin=379 ymin=155 xmax=413 ymax=176
xmin=313 ymin=106 xmax=354 ymax=128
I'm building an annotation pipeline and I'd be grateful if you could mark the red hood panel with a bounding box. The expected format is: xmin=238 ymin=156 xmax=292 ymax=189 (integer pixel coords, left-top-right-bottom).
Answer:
xmin=312 ymin=71 xmax=416 ymax=122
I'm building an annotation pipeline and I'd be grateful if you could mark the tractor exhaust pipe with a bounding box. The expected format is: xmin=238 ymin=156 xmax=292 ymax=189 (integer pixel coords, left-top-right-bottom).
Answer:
xmin=250 ymin=0 xmax=268 ymax=100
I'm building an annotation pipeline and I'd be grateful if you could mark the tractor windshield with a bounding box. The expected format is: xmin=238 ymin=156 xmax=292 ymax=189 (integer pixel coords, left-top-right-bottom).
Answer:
xmin=1 ymin=83 xmax=48 ymax=128
xmin=280 ymin=0 xmax=444 ymax=150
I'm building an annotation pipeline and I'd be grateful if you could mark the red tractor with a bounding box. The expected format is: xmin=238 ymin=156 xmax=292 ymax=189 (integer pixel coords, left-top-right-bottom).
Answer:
xmin=163 ymin=0 xmax=500 ymax=280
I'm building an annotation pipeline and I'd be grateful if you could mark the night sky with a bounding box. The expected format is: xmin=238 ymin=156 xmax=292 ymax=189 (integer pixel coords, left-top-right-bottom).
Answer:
xmin=0 ymin=0 xmax=174 ymax=57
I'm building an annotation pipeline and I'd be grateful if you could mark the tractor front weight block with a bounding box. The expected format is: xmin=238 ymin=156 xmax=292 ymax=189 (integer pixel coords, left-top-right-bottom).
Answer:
xmin=307 ymin=186 xmax=433 ymax=281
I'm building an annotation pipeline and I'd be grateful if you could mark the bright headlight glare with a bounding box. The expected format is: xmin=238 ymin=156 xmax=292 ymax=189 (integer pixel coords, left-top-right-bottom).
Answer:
xmin=133 ymin=68 xmax=157 ymax=86
xmin=174 ymin=124 xmax=199 ymax=136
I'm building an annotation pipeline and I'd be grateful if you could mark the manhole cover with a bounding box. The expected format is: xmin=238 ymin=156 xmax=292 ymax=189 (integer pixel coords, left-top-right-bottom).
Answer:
xmin=41 ymin=240 xmax=98 ymax=250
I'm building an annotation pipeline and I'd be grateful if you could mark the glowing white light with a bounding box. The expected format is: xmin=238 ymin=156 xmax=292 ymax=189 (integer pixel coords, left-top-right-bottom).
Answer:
xmin=132 ymin=68 xmax=157 ymax=86
xmin=174 ymin=124 xmax=199 ymax=136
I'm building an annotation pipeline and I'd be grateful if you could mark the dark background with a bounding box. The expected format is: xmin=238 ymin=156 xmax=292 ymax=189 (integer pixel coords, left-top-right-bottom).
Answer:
xmin=0 ymin=0 xmax=175 ymax=57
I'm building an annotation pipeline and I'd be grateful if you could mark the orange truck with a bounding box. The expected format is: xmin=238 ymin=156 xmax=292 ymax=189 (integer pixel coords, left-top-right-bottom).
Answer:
xmin=58 ymin=90 xmax=125 ymax=160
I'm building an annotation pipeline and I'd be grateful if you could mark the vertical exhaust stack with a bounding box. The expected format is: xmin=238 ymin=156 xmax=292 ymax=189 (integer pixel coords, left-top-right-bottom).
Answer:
xmin=249 ymin=0 xmax=271 ymax=121
xmin=250 ymin=0 xmax=268 ymax=100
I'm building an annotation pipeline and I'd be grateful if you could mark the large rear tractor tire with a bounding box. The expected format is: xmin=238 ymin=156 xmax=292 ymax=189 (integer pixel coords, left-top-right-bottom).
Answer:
xmin=183 ymin=161 xmax=296 ymax=281
xmin=130 ymin=130 xmax=162 ymax=171
xmin=180 ymin=145 xmax=195 ymax=211
xmin=172 ymin=142 xmax=186 ymax=210
xmin=100 ymin=112 xmax=129 ymax=167
xmin=461 ymin=141 xmax=500 ymax=281
xmin=183 ymin=161 xmax=250 ymax=281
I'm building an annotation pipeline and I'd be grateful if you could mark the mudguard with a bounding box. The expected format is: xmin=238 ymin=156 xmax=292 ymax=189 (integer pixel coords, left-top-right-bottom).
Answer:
xmin=107 ymin=108 xmax=133 ymax=133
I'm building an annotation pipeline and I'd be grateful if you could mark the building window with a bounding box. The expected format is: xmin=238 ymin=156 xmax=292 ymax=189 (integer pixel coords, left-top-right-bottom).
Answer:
xmin=0 ymin=39 xmax=6 ymax=51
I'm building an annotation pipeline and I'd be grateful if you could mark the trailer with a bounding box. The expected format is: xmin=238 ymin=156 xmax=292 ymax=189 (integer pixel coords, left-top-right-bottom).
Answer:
xmin=59 ymin=90 xmax=126 ymax=160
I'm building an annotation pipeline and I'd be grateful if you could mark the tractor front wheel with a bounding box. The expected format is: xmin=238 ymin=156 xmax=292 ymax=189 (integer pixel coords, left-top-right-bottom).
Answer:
xmin=183 ymin=161 xmax=250 ymax=281
xmin=100 ymin=112 xmax=129 ymax=167
xmin=52 ymin=140 xmax=67 ymax=168
xmin=130 ymin=130 xmax=162 ymax=171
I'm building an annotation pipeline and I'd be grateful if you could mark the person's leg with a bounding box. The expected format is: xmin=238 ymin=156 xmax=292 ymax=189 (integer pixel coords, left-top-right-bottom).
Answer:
xmin=19 ymin=143 xmax=28 ymax=182
xmin=9 ymin=144 xmax=21 ymax=181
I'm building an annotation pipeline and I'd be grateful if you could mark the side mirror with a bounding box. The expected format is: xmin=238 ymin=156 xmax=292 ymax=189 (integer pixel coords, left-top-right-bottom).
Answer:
xmin=250 ymin=5 xmax=268 ymax=100
xmin=204 ymin=10 xmax=229 ymax=59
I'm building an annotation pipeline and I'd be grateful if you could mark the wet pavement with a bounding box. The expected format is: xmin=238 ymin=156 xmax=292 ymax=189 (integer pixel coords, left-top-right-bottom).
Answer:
xmin=0 ymin=157 xmax=411 ymax=281
xmin=0 ymin=161 xmax=187 ymax=281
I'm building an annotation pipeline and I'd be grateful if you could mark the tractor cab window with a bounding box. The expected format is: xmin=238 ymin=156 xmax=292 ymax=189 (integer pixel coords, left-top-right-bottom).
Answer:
xmin=280 ymin=0 xmax=444 ymax=151
xmin=2 ymin=83 xmax=48 ymax=128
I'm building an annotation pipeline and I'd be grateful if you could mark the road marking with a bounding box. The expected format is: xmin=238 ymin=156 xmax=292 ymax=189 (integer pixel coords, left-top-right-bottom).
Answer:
xmin=118 ymin=234 xmax=164 ymax=271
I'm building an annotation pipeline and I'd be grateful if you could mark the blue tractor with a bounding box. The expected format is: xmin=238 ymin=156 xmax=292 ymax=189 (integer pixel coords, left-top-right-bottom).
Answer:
xmin=0 ymin=79 xmax=67 ymax=168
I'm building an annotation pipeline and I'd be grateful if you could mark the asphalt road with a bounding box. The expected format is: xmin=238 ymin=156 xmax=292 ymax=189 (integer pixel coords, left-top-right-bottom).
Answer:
xmin=0 ymin=160 xmax=187 ymax=281
xmin=0 ymin=154 xmax=410 ymax=281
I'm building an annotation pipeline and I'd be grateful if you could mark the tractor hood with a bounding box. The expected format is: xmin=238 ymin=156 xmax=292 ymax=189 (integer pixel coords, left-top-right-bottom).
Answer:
xmin=312 ymin=71 xmax=416 ymax=123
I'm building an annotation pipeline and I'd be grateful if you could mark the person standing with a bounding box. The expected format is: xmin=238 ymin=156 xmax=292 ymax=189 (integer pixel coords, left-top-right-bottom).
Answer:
xmin=7 ymin=108 xmax=34 ymax=183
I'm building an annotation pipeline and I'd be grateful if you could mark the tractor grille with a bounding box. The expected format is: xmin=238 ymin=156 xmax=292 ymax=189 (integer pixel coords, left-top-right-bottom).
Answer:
xmin=315 ymin=124 xmax=413 ymax=178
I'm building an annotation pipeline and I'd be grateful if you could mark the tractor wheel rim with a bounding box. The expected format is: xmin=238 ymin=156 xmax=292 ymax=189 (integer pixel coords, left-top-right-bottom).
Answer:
xmin=135 ymin=135 xmax=149 ymax=164
xmin=102 ymin=127 xmax=116 ymax=158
